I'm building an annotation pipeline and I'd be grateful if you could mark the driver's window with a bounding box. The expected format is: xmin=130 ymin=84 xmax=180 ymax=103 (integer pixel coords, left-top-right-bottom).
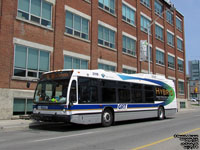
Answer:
xmin=69 ymin=80 xmax=77 ymax=103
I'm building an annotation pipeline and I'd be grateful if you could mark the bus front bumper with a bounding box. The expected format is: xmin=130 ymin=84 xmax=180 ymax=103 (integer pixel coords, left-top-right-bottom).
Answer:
xmin=31 ymin=113 xmax=70 ymax=123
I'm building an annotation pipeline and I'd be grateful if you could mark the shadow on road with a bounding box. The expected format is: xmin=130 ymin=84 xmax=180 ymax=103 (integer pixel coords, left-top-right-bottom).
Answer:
xmin=29 ymin=117 xmax=174 ymax=132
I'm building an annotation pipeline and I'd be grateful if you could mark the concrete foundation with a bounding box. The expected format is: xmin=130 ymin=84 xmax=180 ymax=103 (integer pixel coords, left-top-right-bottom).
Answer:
xmin=0 ymin=88 xmax=34 ymax=120
xmin=177 ymin=98 xmax=189 ymax=110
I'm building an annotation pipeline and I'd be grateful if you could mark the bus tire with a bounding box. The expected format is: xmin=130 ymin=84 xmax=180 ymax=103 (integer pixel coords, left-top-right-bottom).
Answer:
xmin=102 ymin=109 xmax=113 ymax=127
xmin=158 ymin=106 xmax=165 ymax=120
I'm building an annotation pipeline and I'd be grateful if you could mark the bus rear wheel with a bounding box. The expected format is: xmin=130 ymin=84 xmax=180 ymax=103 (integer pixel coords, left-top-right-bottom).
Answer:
xmin=102 ymin=109 xmax=113 ymax=127
xmin=158 ymin=106 xmax=165 ymax=120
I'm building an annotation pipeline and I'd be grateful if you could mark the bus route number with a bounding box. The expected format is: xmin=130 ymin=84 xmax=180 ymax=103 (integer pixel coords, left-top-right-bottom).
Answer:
xmin=117 ymin=104 xmax=128 ymax=110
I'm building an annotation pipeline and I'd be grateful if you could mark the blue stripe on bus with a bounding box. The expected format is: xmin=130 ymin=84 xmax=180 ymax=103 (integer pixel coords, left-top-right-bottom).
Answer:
xmin=34 ymin=103 xmax=162 ymax=111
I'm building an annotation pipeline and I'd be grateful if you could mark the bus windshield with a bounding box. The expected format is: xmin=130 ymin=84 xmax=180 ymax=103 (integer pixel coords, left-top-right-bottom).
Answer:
xmin=34 ymin=79 xmax=69 ymax=104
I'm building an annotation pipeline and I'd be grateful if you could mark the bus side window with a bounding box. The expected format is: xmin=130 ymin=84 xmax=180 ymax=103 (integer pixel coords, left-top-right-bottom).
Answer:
xmin=144 ymin=85 xmax=155 ymax=103
xmin=131 ymin=83 xmax=143 ymax=103
xmin=118 ymin=82 xmax=131 ymax=103
xmin=101 ymin=80 xmax=116 ymax=103
xmin=69 ymin=80 xmax=77 ymax=103
xmin=78 ymin=77 xmax=98 ymax=104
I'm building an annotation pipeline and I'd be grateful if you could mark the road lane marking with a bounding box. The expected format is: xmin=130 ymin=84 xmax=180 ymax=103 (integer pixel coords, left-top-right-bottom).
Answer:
xmin=132 ymin=128 xmax=200 ymax=150
xmin=31 ymin=131 xmax=100 ymax=143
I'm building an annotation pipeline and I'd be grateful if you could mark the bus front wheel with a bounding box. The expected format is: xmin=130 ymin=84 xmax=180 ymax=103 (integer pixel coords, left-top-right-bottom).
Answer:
xmin=158 ymin=106 xmax=165 ymax=120
xmin=102 ymin=109 xmax=113 ymax=127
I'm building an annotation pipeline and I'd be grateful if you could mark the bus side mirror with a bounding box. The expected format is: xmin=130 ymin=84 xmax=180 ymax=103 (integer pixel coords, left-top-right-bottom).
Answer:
xmin=27 ymin=82 xmax=30 ymax=88
xmin=69 ymin=101 xmax=73 ymax=108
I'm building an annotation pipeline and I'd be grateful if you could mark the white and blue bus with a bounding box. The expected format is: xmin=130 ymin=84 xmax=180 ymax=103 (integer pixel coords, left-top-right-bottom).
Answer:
xmin=32 ymin=69 xmax=177 ymax=127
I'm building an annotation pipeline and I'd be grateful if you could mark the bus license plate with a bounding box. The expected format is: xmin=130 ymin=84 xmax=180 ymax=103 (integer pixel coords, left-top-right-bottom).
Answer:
xmin=38 ymin=106 xmax=48 ymax=110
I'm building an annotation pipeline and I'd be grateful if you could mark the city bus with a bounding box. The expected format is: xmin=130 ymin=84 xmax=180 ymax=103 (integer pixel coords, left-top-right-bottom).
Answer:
xmin=31 ymin=69 xmax=177 ymax=127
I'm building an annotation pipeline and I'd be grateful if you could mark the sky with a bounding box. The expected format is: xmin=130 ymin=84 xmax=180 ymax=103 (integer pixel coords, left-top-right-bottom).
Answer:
xmin=170 ymin=0 xmax=200 ymax=72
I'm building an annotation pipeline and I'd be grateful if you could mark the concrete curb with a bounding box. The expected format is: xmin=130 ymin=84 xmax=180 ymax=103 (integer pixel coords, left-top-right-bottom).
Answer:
xmin=0 ymin=120 xmax=65 ymax=132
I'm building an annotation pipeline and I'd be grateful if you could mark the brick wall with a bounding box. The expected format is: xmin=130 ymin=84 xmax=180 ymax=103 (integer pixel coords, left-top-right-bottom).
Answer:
xmin=0 ymin=0 xmax=187 ymax=99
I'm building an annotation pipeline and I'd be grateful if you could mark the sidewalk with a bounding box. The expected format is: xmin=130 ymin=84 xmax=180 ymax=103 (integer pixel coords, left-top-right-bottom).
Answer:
xmin=0 ymin=119 xmax=44 ymax=132
xmin=0 ymin=106 xmax=199 ymax=132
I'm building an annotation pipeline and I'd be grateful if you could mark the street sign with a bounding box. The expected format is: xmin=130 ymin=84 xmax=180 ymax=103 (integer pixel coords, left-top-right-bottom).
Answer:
xmin=140 ymin=40 xmax=148 ymax=61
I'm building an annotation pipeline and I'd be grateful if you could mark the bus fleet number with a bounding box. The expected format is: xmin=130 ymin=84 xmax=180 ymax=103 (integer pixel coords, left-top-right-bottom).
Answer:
xmin=117 ymin=104 xmax=128 ymax=110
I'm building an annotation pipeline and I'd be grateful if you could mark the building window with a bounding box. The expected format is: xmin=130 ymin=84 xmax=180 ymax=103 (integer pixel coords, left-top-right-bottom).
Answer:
xmin=141 ymin=15 xmax=151 ymax=33
xmin=178 ymin=59 xmax=184 ymax=72
xmin=156 ymin=50 xmax=164 ymax=65
xmin=168 ymin=55 xmax=175 ymax=69
xmin=178 ymin=81 xmax=184 ymax=94
xmin=177 ymin=38 xmax=183 ymax=51
xmin=154 ymin=0 xmax=163 ymax=16
xmin=167 ymin=31 xmax=174 ymax=47
xmin=98 ymin=0 xmax=115 ymax=14
xmin=122 ymin=35 xmax=136 ymax=56
xmin=65 ymin=11 xmax=89 ymax=40
xmin=140 ymin=0 xmax=150 ymax=8
xmin=122 ymin=4 xmax=135 ymax=26
xmin=166 ymin=10 xmax=173 ymax=25
xmin=13 ymin=98 xmax=33 ymax=115
xmin=123 ymin=68 xmax=136 ymax=74
xmin=14 ymin=44 xmax=50 ymax=78
xmin=155 ymin=25 xmax=163 ymax=41
xmin=176 ymin=16 xmax=182 ymax=31
xmin=64 ymin=56 xmax=88 ymax=69
xmin=98 ymin=25 xmax=115 ymax=49
xmin=17 ymin=0 xmax=52 ymax=27
xmin=98 ymin=63 xmax=115 ymax=71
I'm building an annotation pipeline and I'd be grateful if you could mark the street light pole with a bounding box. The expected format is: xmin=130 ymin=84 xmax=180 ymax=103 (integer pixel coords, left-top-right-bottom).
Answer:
xmin=147 ymin=5 xmax=174 ymax=74
xmin=147 ymin=27 xmax=151 ymax=74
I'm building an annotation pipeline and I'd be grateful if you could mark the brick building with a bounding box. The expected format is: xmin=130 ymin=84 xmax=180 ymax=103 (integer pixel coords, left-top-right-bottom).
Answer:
xmin=0 ymin=0 xmax=187 ymax=119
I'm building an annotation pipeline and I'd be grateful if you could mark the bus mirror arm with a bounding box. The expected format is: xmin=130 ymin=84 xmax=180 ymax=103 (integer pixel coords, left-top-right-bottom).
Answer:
xmin=69 ymin=101 xmax=73 ymax=108
xmin=26 ymin=79 xmax=38 ymax=88
xmin=27 ymin=82 xmax=30 ymax=88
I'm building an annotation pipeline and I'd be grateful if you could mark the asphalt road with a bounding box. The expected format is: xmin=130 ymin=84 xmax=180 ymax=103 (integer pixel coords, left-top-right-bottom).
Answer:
xmin=0 ymin=109 xmax=200 ymax=150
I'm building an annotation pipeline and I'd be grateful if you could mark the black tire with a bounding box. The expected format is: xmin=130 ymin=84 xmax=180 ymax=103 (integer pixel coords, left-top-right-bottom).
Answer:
xmin=158 ymin=106 xmax=165 ymax=120
xmin=102 ymin=109 xmax=113 ymax=127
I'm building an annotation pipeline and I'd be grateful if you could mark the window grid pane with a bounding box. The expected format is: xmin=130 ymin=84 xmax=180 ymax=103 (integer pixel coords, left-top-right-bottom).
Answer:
xmin=64 ymin=56 xmax=88 ymax=69
xmin=178 ymin=59 xmax=184 ymax=72
xmin=15 ymin=45 xmax=27 ymax=68
xmin=17 ymin=0 xmax=52 ymax=27
xmin=167 ymin=32 xmax=174 ymax=46
xmin=28 ymin=48 xmax=38 ymax=70
xmin=168 ymin=55 xmax=175 ymax=69
xmin=178 ymin=81 xmax=184 ymax=94
xmin=154 ymin=0 xmax=163 ymax=16
xmin=155 ymin=25 xmax=163 ymax=41
xmin=176 ymin=17 xmax=182 ymax=31
xmin=122 ymin=35 xmax=136 ymax=56
xmin=140 ymin=0 xmax=150 ymax=8
xmin=98 ymin=25 xmax=115 ymax=49
xmin=98 ymin=63 xmax=115 ymax=72
xmin=98 ymin=0 xmax=115 ymax=14
xmin=122 ymin=4 xmax=135 ymax=25
xmin=166 ymin=10 xmax=173 ymax=25
xmin=156 ymin=50 xmax=164 ymax=65
xmin=141 ymin=15 xmax=151 ymax=33
xmin=14 ymin=44 xmax=50 ymax=78
xmin=177 ymin=38 xmax=183 ymax=51
xmin=31 ymin=0 xmax=41 ymax=17
xmin=65 ymin=11 xmax=89 ymax=40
